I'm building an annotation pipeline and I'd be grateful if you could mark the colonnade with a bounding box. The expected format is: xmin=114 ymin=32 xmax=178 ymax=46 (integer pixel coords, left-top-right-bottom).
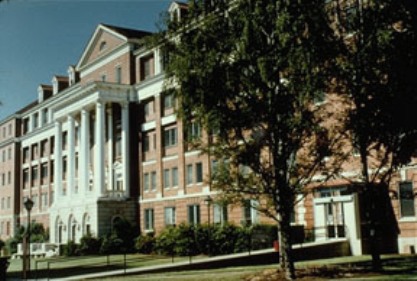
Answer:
xmin=53 ymin=100 xmax=130 ymax=203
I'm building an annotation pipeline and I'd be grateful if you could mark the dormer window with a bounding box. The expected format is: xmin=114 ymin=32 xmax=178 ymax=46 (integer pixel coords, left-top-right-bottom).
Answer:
xmin=99 ymin=41 xmax=107 ymax=51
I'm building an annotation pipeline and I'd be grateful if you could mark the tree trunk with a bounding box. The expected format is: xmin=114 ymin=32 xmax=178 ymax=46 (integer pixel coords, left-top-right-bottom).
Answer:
xmin=278 ymin=204 xmax=296 ymax=280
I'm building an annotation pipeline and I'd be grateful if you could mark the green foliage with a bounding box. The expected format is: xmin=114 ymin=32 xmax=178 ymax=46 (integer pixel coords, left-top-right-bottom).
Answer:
xmin=135 ymin=233 xmax=156 ymax=254
xmin=100 ymin=234 xmax=124 ymax=255
xmin=151 ymin=223 xmax=278 ymax=257
xmin=63 ymin=240 xmax=79 ymax=257
xmin=79 ymin=234 xmax=102 ymax=256
xmin=155 ymin=226 xmax=178 ymax=256
xmin=111 ymin=218 xmax=138 ymax=253
xmin=0 ymin=240 xmax=4 ymax=251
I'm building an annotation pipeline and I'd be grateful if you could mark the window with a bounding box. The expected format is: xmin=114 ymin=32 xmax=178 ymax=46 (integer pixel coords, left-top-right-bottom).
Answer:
xmin=62 ymin=132 xmax=68 ymax=150
xmin=32 ymin=144 xmax=39 ymax=160
xmin=242 ymin=199 xmax=259 ymax=226
xmin=164 ymin=207 xmax=176 ymax=226
xmin=23 ymin=147 xmax=30 ymax=163
xmin=32 ymin=166 xmax=38 ymax=185
xmin=164 ymin=169 xmax=170 ymax=188
xmin=7 ymin=148 xmax=11 ymax=160
xmin=172 ymin=167 xmax=178 ymax=187
xmin=188 ymin=205 xmax=200 ymax=225
xmin=99 ymin=41 xmax=107 ymax=51
xmin=6 ymin=197 xmax=10 ymax=209
xmin=144 ymin=209 xmax=154 ymax=231
xmin=400 ymin=182 xmax=415 ymax=217
xmin=164 ymin=93 xmax=174 ymax=109
xmin=23 ymin=169 xmax=29 ymax=188
xmin=42 ymin=108 xmax=48 ymax=125
xmin=33 ymin=112 xmax=39 ymax=129
xmin=143 ymin=134 xmax=150 ymax=152
xmin=186 ymin=164 xmax=193 ymax=185
xmin=144 ymin=173 xmax=150 ymax=191
xmin=140 ymin=55 xmax=154 ymax=80
xmin=214 ymin=203 xmax=228 ymax=225
xmin=196 ymin=163 xmax=203 ymax=183
xmin=151 ymin=171 xmax=157 ymax=190
xmin=23 ymin=118 xmax=29 ymax=134
xmin=101 ymin=74 xmax=107 ymax=82
xmin=40 ymin=140 xmax=48 ymax=157
xmin=115 ymin=66 xmax=122 ymax=84
xmin=7 ymin=172 xmax=11 ymax=185
xmin=41 ymin=163 xmax=48 ymax=185
xmin=164 ymin=127 xmax=178 ymax=147
xmin=187 ymin=122 xmax=202 ymax=141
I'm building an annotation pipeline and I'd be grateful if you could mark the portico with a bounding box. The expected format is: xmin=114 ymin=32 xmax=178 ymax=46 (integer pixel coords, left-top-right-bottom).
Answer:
xmin=49 ymin=83 xmax=136 ymax=243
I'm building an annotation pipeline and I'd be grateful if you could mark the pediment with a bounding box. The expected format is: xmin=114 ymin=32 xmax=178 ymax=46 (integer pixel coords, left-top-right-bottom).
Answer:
xmin=76 ymin=24 xmax=127 ymax=70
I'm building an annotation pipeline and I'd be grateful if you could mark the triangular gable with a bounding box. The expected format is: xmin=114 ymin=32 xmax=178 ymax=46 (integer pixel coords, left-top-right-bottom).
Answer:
xmin=76 ymin=24 xmax=128 ymax=70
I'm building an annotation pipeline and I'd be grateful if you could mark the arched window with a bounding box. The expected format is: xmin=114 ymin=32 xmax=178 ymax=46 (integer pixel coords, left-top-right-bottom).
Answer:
xmin=99 ymin=41 xmax=107 ymax=51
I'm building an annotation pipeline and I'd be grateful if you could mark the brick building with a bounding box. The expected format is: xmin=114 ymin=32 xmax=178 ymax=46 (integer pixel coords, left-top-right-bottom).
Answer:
xmin=0 ymin=1 xmax=416 ymax=257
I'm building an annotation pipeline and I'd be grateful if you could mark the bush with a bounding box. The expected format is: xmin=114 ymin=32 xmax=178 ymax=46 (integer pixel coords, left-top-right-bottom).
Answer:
xmin=112 ymin=218 xmax=138 ymax=253
xmin=79 ymin=234 xmax=102 ymax=256
xmin=155 ymin=227 xmax=178 ymax=256
xmin=0 ymin=240 xmax=4 ymax=252
xmin=100 ymin=234 xmax=124 ymax=255
xmin=135 ymin=234 xmax=156 ymax=254
xmin=63 ymin=240 xmax=79 ymax=256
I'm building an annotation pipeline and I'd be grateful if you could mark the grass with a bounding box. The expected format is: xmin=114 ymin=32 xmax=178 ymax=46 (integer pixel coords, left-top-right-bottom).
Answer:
xmin=6 ymin=253 xmax=195 ymax=279
xmin=7 ymin=254 xmax=417 ymax=280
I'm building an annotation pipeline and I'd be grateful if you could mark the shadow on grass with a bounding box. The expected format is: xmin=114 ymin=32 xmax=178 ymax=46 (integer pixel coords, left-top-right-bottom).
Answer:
xmin=297 ymin=255 xmax=417 ymax=280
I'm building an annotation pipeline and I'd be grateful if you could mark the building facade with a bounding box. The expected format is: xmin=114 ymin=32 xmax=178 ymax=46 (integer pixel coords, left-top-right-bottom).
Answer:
xmin=0 ymin=2 xmax=416 ymax=257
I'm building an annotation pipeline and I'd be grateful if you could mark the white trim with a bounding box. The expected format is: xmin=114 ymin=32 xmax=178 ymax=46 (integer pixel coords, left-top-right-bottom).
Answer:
xmin=140 ymin=189 xmax=216 ymax=203
xmin=163 ymin=155 xmax=178 ymax=162
xmin=142 ymin=121 xmax=156 ymax=132
xmin=142 ymin=160 xmax=157 ymax=167
xmin=185 ymin=150 xmax=201 ymax=158
xmin=80 ymin=45 xmax=131 ymax=78
xmin=77 ymin=24 xmax=128 ymax=70
xmin=161 ymin=114 xmax=176 ymax=126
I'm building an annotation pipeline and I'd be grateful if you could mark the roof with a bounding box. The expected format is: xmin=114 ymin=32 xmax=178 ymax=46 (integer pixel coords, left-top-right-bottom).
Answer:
xmin=101 ymin=24 xmax=152 ymax=40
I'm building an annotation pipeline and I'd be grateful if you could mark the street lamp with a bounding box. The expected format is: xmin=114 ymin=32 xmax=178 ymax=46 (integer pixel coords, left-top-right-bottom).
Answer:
xmin=23 ymin=198 xmax=34 ymax=280
xmin=204 ymin=195 xmax=213 ymax=256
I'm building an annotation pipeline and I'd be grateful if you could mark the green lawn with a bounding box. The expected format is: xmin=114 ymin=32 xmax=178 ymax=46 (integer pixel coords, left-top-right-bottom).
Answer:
xmin=7 ymin=254 xmax=417 ymax=280
xmin=6 ymin=254 xmax=194 ymax=279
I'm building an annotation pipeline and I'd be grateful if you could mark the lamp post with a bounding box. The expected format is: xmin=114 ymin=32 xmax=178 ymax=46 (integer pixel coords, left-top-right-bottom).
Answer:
xmin=204 ymin=195 xmax=213 ymax=256
xmin=23 ymin=198 xmax=34 ymax=280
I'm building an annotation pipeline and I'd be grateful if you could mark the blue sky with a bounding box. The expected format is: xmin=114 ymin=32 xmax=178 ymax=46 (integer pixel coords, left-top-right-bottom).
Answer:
xmin=0 ymin=0 xmax=173 ymax=120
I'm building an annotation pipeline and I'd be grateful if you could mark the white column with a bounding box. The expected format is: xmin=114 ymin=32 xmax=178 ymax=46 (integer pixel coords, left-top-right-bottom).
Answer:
xmin=80 ymin=109 xmax=90 ymax=195
xmin=107 ymin=106 xmax=113 ymax=193
xmin=54 ymin=121 xmax=62 ymax=204
xmin=121 ymin=102 xmax=130 ymax=197
xmin=154 ymin=49 xmax=161 ymax=75
xmin=94 ymin=101 xmax=106 ymax=196
xmin=67 ymin=115 xmax=75 ymax=197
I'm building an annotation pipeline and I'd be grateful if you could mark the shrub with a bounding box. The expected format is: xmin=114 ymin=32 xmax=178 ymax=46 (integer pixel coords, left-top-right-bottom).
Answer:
xmin=63 ymin=240 xmax=79 ymax=256
xmin=135 ymin=234 xmax=156 ymax=254
xmin=0 ymin=240 xmax=4 ymax=252
xmin=111 ymin=217 xmax=138 ymax=253
xmin=100 ymin=234 xmax=124 ymax=255
xmin=79 ymin=234 xmax=102 ymax=256
xmin=155 ymin=226 xmax=178 ymax=256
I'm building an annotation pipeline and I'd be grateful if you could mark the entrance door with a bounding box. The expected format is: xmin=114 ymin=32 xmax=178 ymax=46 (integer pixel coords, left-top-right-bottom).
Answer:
xmin=325 ymin=200 xmax=345 ymax=238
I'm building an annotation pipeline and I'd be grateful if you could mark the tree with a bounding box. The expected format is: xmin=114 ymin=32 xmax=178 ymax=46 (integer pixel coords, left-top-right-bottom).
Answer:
xmin=155 ymin=1 xmax=341 ymax=279
xmin=336 ymin=0 xmax=417 ymax=270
